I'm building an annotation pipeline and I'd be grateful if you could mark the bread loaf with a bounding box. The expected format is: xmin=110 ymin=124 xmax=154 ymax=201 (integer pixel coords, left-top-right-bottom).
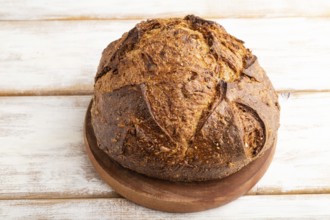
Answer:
xmin=91 ymin=15 xmax=280 ymax=182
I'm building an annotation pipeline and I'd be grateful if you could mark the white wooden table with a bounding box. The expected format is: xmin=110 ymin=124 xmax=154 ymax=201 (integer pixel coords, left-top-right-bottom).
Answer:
xmin=1 ymin=1 xmax=330 ymax=219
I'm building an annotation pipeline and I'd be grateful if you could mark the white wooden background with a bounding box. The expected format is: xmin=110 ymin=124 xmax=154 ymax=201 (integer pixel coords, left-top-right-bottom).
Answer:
xmin=1 ymin=1 xmax=330 ymax=219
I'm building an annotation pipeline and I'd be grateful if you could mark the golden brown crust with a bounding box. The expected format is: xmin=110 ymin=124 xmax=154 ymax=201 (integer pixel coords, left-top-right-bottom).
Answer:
xmin=91 ymin=15 xmax=280 ymax=182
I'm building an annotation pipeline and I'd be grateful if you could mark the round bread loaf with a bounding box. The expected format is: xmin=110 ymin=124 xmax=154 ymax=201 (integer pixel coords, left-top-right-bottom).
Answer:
xmin=91 ymin=15 xmax=280 ymax=182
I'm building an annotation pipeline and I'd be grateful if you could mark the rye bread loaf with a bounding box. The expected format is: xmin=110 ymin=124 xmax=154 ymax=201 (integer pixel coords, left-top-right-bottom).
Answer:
xmin=91 ymin=15 xmax=280 ymax=182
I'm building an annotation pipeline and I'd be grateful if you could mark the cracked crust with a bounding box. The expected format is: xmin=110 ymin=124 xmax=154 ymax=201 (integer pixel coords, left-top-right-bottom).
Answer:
xmin=91 ymin=15 xmax=280 ymax=181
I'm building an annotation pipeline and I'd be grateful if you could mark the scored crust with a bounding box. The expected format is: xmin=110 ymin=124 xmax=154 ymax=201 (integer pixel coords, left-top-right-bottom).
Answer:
xmin=91 ymin=15 xmax=280 ymax=182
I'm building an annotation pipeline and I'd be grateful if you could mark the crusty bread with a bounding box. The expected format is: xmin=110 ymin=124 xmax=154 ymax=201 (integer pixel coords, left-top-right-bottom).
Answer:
xmin=91 ymin=15 xmax=280 ymax=182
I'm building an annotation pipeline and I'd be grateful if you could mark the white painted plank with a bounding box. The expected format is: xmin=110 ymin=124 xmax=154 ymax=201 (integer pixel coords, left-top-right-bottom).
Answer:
xmin=0 ymin=96 xmax=114 ymax=199
xmin=1 ymin=18 xmax=330 ymax=95
xmin=254 ymin=92 xmax=330 ymax=194
xmin=0 ymin=93 xmax=330 ymax=199
xmin=1 ymin=0 xmax=330 ymax=20
xmin=1 ymin=195 xmax=330 ymax=219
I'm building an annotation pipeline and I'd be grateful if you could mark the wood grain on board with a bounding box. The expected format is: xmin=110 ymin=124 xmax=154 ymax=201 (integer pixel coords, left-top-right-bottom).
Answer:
xmin=0 ymin=93 xmax=329 ymax=200
xmin=1 ymin=18 xmax=330 ymax=95
xmin=85 ymin=101 xmax=276 ymax=212
xmin=1 ymin=0 xmax=330 ymax=20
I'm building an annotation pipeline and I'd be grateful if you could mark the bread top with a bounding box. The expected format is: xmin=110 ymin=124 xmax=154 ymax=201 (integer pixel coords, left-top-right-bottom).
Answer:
xmin=91 ymin=15 xmax=280 ymax=181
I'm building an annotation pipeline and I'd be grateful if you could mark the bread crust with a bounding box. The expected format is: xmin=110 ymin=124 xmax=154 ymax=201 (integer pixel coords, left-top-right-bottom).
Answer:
xmin=91 ymin=15 xmax=280 ymax=182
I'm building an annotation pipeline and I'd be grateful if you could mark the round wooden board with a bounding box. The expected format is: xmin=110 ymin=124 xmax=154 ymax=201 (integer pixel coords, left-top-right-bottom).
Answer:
xmin=84 ymin=100 xmax=275 ymax=213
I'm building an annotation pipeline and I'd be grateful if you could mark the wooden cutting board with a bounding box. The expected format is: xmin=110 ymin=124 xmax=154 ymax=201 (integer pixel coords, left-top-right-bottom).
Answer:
xmin=84 ymin=100 xmax=275 ymax=212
